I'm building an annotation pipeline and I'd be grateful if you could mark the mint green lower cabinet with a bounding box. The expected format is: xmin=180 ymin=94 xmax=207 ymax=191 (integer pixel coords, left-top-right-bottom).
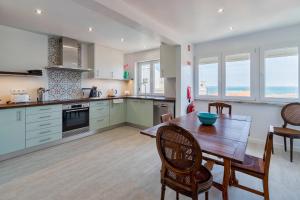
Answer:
xmin=0 ymin=108 xmax=26 ymax=155
xmin=90 ymin=101 xmax=110 ymax=131
xmin=109 ymin=100 xmax=125 ymax=126
xmin=25 ymin=105 xmax=62 ymax=148
xmin=26 ymin=132 xmax=62 ymax=148
xmin=126 ymin=99 xmax=153 ymax=127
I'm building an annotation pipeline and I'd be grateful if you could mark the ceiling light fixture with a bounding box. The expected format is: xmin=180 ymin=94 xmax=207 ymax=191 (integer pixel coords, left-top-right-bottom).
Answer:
xmin=35 ymin=9 xmax=42 ymax=15
xmin=88 ymin=27 xmax=93 ymax=32
xmin=218 ymin=8 xmax=224 ymax=13
xmin=121 ymin=38 xmax=124 ymax=42
xmin=229 ymin=26 xmax=233 ymax=31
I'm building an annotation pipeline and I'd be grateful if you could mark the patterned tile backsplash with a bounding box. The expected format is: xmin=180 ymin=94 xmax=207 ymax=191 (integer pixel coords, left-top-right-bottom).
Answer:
xmin=47 ymin=69 xmax=82 ymax=100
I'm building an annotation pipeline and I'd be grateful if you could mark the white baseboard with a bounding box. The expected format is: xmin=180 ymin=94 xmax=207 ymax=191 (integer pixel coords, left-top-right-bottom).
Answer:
xmin=248 ymin=137 xmax=300 ymax=153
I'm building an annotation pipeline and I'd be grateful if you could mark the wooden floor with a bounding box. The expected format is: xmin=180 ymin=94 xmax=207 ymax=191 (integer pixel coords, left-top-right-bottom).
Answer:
xmin=0 ymin=126 xmax=299 ymax=200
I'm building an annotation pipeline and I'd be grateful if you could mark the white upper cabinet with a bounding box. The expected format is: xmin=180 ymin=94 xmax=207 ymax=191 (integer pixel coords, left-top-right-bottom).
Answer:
xmin=91 ymin=44 xmax=124 ymax=80
xmin=160 ymin=44 xmax=177 ymax=78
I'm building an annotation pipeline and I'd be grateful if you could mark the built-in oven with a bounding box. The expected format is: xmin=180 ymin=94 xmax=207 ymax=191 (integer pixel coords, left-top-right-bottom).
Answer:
xmin=62 ymin=102 xmax=89 ymax=138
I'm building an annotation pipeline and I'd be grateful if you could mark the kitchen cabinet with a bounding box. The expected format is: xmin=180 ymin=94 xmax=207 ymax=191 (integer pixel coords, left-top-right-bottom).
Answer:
xmin=109 ymin=99 xmax=126 ymax=126
xmin=90 ymin=101 xmax=110 ymax=131
xmin=160 ymin=44 xmax=177 ymax=78
xmin=126 ymin=99 xmax=153 ymax=127
xmin=0 ymin=108 xmax=25 ymax=155
xmin=92 ymin=44 xmax=124 ymax=80
xmin=25 ymin=105 xmax=62 ymax=148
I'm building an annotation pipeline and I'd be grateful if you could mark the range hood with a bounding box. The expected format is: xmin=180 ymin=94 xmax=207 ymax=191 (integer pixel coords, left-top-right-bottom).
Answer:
xmin=46 ymin=37 xmax=92 ymax=72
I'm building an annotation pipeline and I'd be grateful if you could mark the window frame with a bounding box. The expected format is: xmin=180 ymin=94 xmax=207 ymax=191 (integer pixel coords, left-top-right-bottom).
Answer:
xmin=222 ymin=49 xmax=256 ymax=101
xmin=137 ymin=59 xmax=164 ymax=96
xmin=195 ymin=55 xmax=222 ymax=100
xmin=259 ymin=44 xmax=300 ymax=103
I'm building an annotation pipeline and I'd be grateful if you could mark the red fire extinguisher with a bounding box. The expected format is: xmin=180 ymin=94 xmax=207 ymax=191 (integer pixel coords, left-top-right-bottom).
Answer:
xmin=187 ymin=86 xmax=192 ymax=103
xmin=186 ymin=86 xmax=195 ymax=113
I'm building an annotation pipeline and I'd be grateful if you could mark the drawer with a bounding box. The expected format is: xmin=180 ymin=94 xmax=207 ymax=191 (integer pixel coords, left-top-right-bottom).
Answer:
xmin=26 ymin=111 xmax=61 ymax=123
xmin=26 ymin=118 xmax=62 ymax=131
xmin=90 ymin=101 xmax=109 ymax=107
xmin=26 ymin=126 xmax=62 ymax=139
xmin=26 ymin=105 xmax=62 ymax=116
xmin=26 ymin=132 xmax=62 ymax=148
xmin=90 ymin=106 xmax=109 ymax=118
xmin=90 ymin=117 xmax=109 ymax=131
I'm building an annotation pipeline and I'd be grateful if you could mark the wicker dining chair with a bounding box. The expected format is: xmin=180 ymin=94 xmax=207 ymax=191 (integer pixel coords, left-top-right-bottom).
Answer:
xmin=156 ymin=124 xmax=213 ymax=200
xmin=208 ymin=102 xmax=232 ymax=115
xmin=160 ymin=113 xmax=174 ymax=123
xmin=230 ymin=131 xmax=273 ymax=200
xmin=273 ymin=102 xmax=300 ymax=162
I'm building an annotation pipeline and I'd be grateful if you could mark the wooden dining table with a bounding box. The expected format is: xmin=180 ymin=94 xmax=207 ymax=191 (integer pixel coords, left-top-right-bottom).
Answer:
xmin=140 ymin=111 xmax=252 ymax=200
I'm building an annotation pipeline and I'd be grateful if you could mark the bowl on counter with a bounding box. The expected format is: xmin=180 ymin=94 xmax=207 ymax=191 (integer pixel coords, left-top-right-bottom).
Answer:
xmin=197 ymin=112 xmax=218 ymax=125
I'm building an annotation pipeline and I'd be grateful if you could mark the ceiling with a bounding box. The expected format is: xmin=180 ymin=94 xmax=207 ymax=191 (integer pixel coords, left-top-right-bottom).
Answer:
xmin=94 ymin=0 xmax=300 ymax=43
xmin=0 ymin=0 xmax=162 ymax=53
xmin=1 ymin=0 xmax=300 ymax=52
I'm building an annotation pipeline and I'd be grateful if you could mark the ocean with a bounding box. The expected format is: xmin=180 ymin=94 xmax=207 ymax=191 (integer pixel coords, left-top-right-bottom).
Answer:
xmin=203 ymin=86 xmax=298 ymax=98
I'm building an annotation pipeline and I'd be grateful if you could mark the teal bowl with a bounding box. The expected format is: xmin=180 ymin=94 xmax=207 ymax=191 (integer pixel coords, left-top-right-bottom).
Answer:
xmin=197 ymin=112 xmax=218 ymax=125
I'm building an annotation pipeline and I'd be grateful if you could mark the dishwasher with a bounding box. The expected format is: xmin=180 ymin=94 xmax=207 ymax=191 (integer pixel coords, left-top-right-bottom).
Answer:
xmin=153 ymin=101 xmax=175 ymax=125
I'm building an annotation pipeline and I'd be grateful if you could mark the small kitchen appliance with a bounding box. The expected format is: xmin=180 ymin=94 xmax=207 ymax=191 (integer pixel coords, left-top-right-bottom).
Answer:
xmin=37 ymin=87 xmax=49 ymax=102
xmin=10 ymin=89 xmax=30 ymax=103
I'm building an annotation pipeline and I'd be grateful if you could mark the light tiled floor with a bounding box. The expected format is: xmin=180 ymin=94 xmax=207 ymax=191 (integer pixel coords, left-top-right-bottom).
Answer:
xmin=0 ymin=126 xmax=299 ymax=200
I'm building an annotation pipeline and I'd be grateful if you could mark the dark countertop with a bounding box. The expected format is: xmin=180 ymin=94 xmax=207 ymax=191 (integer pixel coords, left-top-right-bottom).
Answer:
xmin=0 ymin=96 xmax=175 ymax=110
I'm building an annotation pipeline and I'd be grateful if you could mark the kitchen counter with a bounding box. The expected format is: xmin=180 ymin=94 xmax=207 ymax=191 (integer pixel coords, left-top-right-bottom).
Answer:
xmin=0 ymin=96 xmax=175 ymax=110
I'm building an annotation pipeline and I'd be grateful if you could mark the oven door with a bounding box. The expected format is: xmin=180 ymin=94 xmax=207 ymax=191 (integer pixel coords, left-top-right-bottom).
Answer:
xmin=63 ymin=107 xmax=89 ymax=132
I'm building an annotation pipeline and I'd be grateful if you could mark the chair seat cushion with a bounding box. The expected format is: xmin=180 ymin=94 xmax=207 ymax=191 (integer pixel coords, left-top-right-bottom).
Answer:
xmin=274 ymin=127 xmax=300 ymax=138
xmin=231 ymin=154 xmax=264 ymax=175
xmin=195 ymin=166 xmax=213 ymax=192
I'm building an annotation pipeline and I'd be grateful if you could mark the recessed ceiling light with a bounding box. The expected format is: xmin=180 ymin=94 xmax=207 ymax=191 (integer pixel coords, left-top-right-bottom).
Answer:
xmin=121 ymin=38 xmax=124 ymax=42
xmin=218 ymin=8 xmax=224 ymax=13
xmin=35 ymin=9 xmax=42 ymax=15
xmin=229 ymin=26 xmax=233 ymax=31
xmin=88 ymin=27 xmax=93 ymax=32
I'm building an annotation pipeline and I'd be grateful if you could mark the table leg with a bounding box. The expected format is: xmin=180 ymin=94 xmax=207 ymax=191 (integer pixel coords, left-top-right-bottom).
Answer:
xmin=222 ymin=158 xmax=231 ymax=200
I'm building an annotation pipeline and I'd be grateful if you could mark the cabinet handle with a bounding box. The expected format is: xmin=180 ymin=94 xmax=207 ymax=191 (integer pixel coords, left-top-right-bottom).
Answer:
xmin=16 ymin=111 xmax=21 ymax=121
xmin=40 ymin=123 xmax=51 ymax=127
xmin=39 ymin=108 xmax=51 ymax=111
xmin=39 ymin=115 xmax=51 ymax=119
xmin=39 ymin=130 xmax=51 ymax=135
xmin=97 ymin=119 xmax=104 ymax=122
xmin=97 ymin=108 xmax=104 ymax=111
xmin=39 ymin=138 xmax=51 ymax=143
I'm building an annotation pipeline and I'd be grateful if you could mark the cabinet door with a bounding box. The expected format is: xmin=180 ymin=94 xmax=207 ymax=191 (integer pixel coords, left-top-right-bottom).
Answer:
xmin=126 ymin=99 xmax=153 ymax=127
xmin=0 ymin=108 xmax=25 ymax=155
xmin=94 ymin=44 xmax=124 ymax=79
xmin=126 ymin=99 xmax=139 ymax=124
xmin=110 ymin=100 xmax=125 ymax=126
xmin=136 ymin=100 xmax=153 ymax=127
xmin=160 ymin=44 xmax=177 ymax=78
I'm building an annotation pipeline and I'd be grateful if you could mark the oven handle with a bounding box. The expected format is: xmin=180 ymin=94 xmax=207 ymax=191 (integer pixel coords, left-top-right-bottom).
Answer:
xmin=64 ymin=108 xmax=89 ymax=113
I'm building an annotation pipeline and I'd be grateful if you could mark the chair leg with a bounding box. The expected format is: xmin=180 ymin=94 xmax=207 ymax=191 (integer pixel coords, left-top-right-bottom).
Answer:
xmin=263 ymin=176 xmax=270 ymax=200
xmin=284 ymin=136 xmax=287 ymax=152
xmin=205 ymin=192 xmax=209 ymax=200
xmin=272 ymin=137 xmax=274 ymax=154
xmin=230 ymin=169 xmax=238 ymax=186
xmin=290 ymin=138 xmax=293 ymax=162
xmin=161 ymin=184 xmax=166 ymax=200
xmin=192 ymin=194 xmax=198 ymax=200
xmin=176 ymin=192 xmax=179 ymax=200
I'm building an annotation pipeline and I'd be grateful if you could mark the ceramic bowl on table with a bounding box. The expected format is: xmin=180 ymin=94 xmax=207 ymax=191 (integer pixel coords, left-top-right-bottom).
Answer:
xmin=197 ymin=112 xmax=218 ymax=125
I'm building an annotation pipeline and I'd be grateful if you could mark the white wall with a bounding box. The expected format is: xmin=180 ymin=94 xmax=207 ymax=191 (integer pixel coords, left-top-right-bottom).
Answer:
xmin=124 ymin=48 xmax=176 ymax=97
xmin=176 ymin=43 xmax=194 ymax=116
xmin=193 ymin=24 xmax=300 ymax=151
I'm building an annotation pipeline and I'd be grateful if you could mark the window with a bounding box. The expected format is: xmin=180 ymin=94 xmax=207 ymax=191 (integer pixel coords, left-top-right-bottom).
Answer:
xmin=197 ymin=57 xmax=219 ymax=96
xmin=137 ymin=60 xmax=164 ymax=95
xmin=263 ymin=47 xmax=299 ymax=99
xmin=225 ymin=53 xmax=251 ymax=97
